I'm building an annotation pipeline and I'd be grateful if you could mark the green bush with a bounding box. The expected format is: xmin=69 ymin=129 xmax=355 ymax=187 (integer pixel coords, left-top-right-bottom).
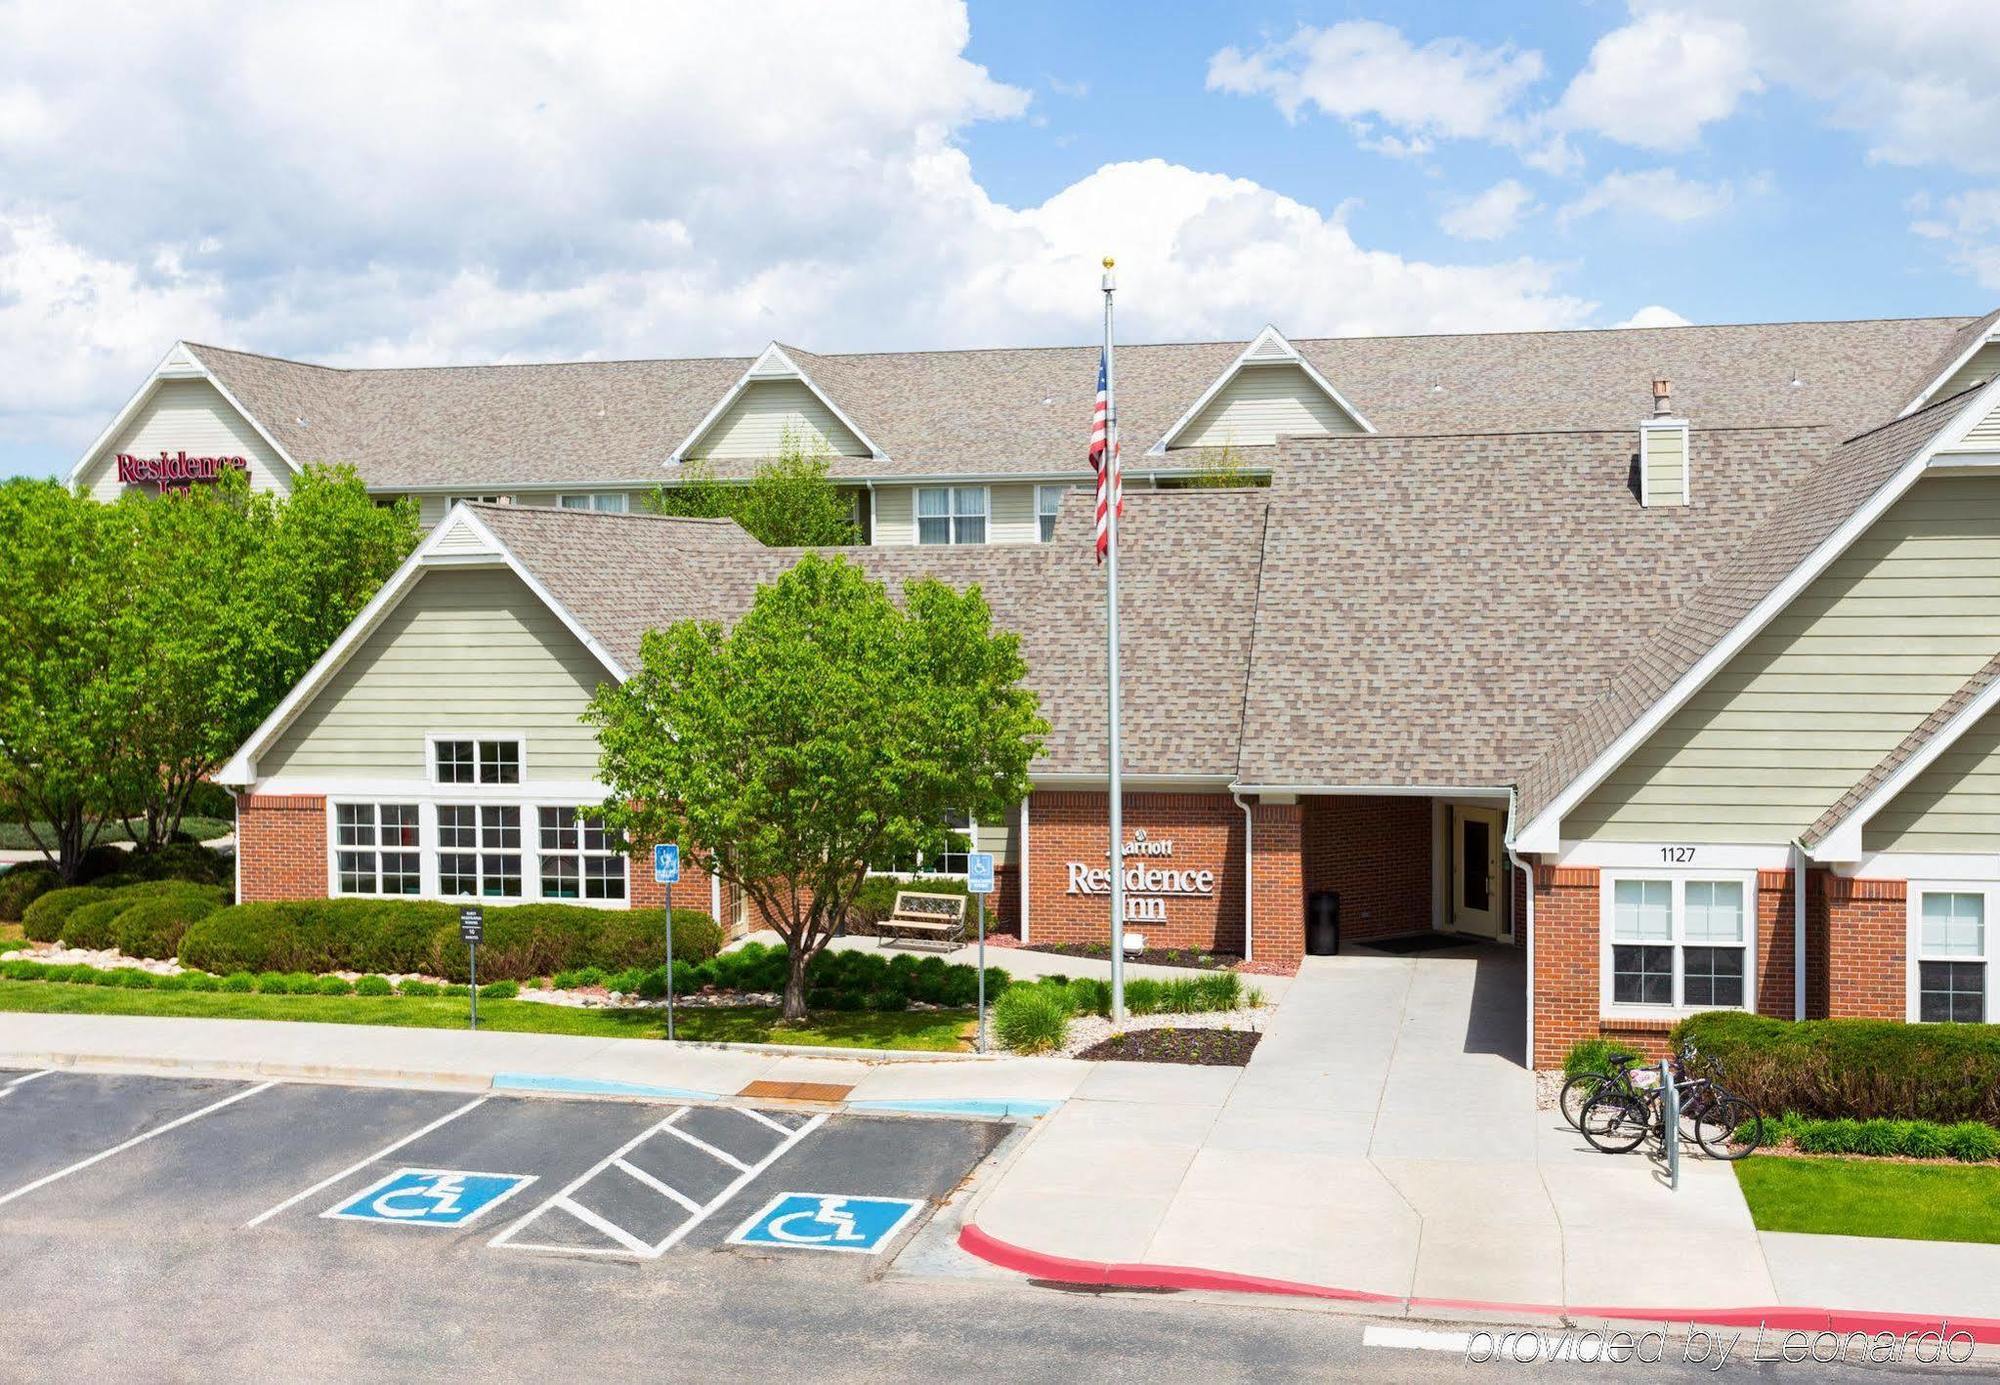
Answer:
xmin=1675 ymin=1010 xmax=2000 ymax=1125
xmin=123 ymin=843 xmax=232 ymax=887
xmin=220 ymin=972 xmax=255 ymax=992
xmin=184 ymin=972 xmax=221 ymax=992
xmin=89 ymin=968 xmax=122 ymax=987
xmin=478 ymin=980 xmax=519 ymax=1000
xmin=848 ymin=875 xmax=972 ymax=932
xmin=112 ymin=888 xmax=226 ymax=960
xmin=1195 ymin=970 xmax=1242 ymax=1010
xmin=58 ymin=896 xmax=142 ymax=951
xmin=0 ymin=866 xmax=59 ymax=922
xmin=154 ymin=973 xmax=189 ymax=992
xmin=1851 ymin=1119 xmax=1903 ymax=1157
xmin=441 ymin=983 xmax=470 ymax=998
xmin=312 ymin=976 xmax=354 ymax=996
xmin=1159 ymin=977 xmax=1204 ymax=1014
xmin=119 ymin=969 xmax=157 ymax=989
xmin=1943 ymin=1122 xmax=2000 ymax=1162
xmin=399 ymin=979 xmax=440 ymax=997
xmin=994 ymin=985 xmax=1070 ymax=1054
xmin=1562 ymin=1039 xmax=1629 ymax=1079
xmin=74 ymin=843 xmax=130 ymax=884
xmin=354 ymin=975 xmax=394 ymax=996
xmin=253 ymin=971 xmax=293 ymax=994
xmin=1896 ymin=1120 xmax=1948 ymax=1160
xmin=1064 ymin=977 xmax=1111 ymax=1017
xmin=1123 ymin=977 xmax=1161 ymax=1015
xmin=23 ymin=886 xmax=107 ymax=942
xmin=0 ymin=959 xmax=46 ymax=980
xmin=1795 ymin=1118 xmax=1862 ymax=1154
xmin=666 ymin=910 xmax=725 ymax=965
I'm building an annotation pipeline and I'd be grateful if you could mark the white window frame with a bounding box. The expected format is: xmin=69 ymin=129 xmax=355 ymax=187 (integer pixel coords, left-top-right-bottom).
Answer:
xmin=447 ymin=494 xmax=506 ymax=507
xmin=535 ymin=805 xmax=630 ymax=902
xmin=425 ymin=732 xmax=527 ymax=786
xmin=1036 ymin=485 xmax=1067 ymax=543
xmin=916 ymin=485 xmax=989 ymax=546
xmin=1907 ymin=883 xmax=1996 ymax=1024
xmin=866 ymin=812 xmax=978 ymax=879
xmin=558 ymin=493 xmax=629 ymax=513
xmin=324 ymin=797 xmax=632 ymax=909
xmin=330 ymin=801 xmax=424 ymax=897
xmin=1598 ymin=868 xmax=1758 ymax=1020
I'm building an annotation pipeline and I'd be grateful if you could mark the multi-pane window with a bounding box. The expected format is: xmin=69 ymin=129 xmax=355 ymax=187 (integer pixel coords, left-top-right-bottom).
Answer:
xmin=559 ymin=493 xmax=628 ymax=513
xmin=1037 ymin=485 xmax=1065 ymax=542
xmin=1917 ymin=892 xmax=1987 ymax=1023
xmin=538 ymin=807 xmax=627 ymax=900
xmin=930 ymin=810 xmax=972 ymax=876
xmin=916 ymin=487 xmax=987 ymax=545
xmin=1607 ymin=876 xmax=1748 ymax=1011
xmin=438 ymin=804 xmax=522 ymax=898
xmin=334 ymin=803 xmax=421 ymax=896
xmin=433 ymin=738 xmax=520 ymax=785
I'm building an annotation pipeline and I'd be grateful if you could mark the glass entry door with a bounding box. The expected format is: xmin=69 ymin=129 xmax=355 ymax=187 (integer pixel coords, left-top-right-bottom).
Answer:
xmin=1451 ymin=806 xmax=1505 ymax=937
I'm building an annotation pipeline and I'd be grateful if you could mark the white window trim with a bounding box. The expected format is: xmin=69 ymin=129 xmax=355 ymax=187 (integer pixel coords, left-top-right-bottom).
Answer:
xmin=915 ymin=485 xmax=990 ymax=546
xmin=330 ymin=801 xmax=424 ymax=898
xmin=1598 ymin=868 xmax=1758 ymax=1021
xmin=325 ymin=797 xmax=631 ymax=909
xmin=1906 ymin=882 xmax=1997 ymax=1024
xmin=425 ymin=732 xmax=529 ymax=787
xmin=1036 ymin=484 xmax=1066 ymax=543
xmin=558 ymin=493 xmax=629 ymax=513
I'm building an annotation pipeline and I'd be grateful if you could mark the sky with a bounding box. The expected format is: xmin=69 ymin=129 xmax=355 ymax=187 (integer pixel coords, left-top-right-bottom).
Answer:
xmin=5 ymin=0 xmax=2000 ymax=479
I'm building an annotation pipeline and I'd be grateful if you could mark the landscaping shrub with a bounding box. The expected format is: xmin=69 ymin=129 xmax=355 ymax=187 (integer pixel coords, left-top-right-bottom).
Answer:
xmin=1674 ymin=1011 xmax=2000 ymax=1125
xmin=1851 ymin=1119 xmax=1903 ymax=1157
xmin=23 ymin=886 xmax=106 ymax=942
xmin=1943 ymin=1122 xmax=2000 ymax=1162
xmin=123 ymin=843 xmax=232 ymax=888
xmin=399 ymin=979 xmax=440 ymax=997
xmin=1794 ymin=1118 xmax=1862 ymax=1155
xmin=1896 ymin=1121 xmax=1948 ymax=1160
xmin=0 ymin=866 xmax=58 ymax=922
xmin=154 ymin=973 xmax=189 ymax=992
xmin=220 ymin=972 xmax=255 ymax=992
xmin=666 ymin=911 xmax=724 ymax=965
xmin=253 ymin=971 xmax=292 ymax=994
xmin=119 ymin=969 xmax=156 ymax=989
xmin=1158 ymin=977 xmax=1203 ymax=1013
xmin=1064 ymin=976 xmax=1110 ymax=1017
xmin=847 ymin=875 xmax=973 ymax=933
xmin=354 ymin=975 xmax=394 ymax=997
xmin=112 ymin=888 xmax=225 ymax=960
xmin=1195 ymin=970 xmax=1242 ymax=1011
xmin=441 ymin=983 xmax=470 ymax=998
xmin=74 ymin=843 xmax=130 ymax=884
xmin=1123 ymin=977 xmax=1161 ymax=1015
xmin=478 ymin=980 xmax=519 ymax=1000
xmin=1562 ymin=1038 xmax=1628 ymax=1079
xmin=312 ymin=976 xmax=354 ymax=996
xmin=58 ymin=896 xmax=143 ymax=951
xmin=994 ymin=985 xmax=1070 ymax=1054
xmin=185 ymin=972 xmax=220 ymax=992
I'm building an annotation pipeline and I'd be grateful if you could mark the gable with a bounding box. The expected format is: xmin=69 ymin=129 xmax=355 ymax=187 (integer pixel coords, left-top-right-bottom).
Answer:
xmin=1171 ymin=361 xmax=1363 ymax=450
xmin=75 ymin=377 xmax=292 ymax=501
xmin=1569 ymin=473 xmax=2000 ymax=844
xmin=685 ymin=378 xmax=870 ymax=459
xmin=258 ymin=565 xmax=612 ymax=783
xmin=1937 ymin=341 xmax=2000 ymax=405
xmin=1865 ymin=703 xmax=2000 ymax=854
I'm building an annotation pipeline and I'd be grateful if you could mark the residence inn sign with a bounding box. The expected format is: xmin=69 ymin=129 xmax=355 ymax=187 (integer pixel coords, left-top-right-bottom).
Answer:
xmin=1066 ymin=830 xmax=1217 ymax=924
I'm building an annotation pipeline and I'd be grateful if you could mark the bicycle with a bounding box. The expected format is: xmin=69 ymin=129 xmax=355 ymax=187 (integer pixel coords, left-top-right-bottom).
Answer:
xmin=1578 ymin=1045 xmax=1765 ymax=1161
xmin=1559 ymin=1049 xmax=1642 ymax=1130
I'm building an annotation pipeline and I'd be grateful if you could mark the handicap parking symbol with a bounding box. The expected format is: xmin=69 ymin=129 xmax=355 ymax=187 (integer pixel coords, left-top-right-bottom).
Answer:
xmin=727 ymin=1192 xmax=925 ymax=1255
xmin=323 ymin=1168 xmax=536 ymax=1228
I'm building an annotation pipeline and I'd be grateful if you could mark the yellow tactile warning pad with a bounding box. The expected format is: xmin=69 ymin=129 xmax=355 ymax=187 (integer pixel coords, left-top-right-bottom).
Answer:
xmin=736 ymin=1080 xmax=854 ymax=1104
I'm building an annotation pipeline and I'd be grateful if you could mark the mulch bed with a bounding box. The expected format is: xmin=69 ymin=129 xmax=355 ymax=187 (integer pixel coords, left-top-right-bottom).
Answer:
xmin=1019 ymin=942 xmax=1241 ymax=972
xmin=1075 ymin=1027 xmax=1262 ymax=1066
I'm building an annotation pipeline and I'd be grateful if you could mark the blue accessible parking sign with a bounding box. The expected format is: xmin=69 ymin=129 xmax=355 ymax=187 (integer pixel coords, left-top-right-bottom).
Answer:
xmin=726 ymin=1193 xmax=926 ymax=1255
xmin=323 ymin=1168 xmax=535 ymax=1228
xmin=654 ymin=843 xmax=680 ymax=884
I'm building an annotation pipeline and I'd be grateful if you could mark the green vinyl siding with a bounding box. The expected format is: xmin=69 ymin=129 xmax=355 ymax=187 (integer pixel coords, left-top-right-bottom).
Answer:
xmin=1642 ymin=424 xmax=1688 ymax=506
xmin=988 ymin=483 xmax=1038 ymax=545
xmin=1174 ymin=362 xmax=1361 ymax=449
xmin=260 ymin=566 xmax=610 ymax=781
xmin=1936 ymin=342 xmax=2000 ymax=403
xmin=1866 ymin=707 xmax=2000 ymax=854
xmin=1572 ymin=474 xmax=2000 ymax=843
xmin=687 ymin=379 xmax=868 ymax=459
xmin=873 ymin=485 xmax=914 ymax=545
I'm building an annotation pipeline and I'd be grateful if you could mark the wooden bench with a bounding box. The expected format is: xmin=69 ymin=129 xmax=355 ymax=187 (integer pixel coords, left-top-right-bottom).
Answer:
xmin=875 ymin=890 xmax=967 ymax=949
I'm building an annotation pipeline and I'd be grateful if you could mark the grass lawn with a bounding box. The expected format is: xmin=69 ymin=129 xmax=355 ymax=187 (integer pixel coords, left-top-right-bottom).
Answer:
xmin=1735 ymin=1155 xmax=2000 ymax=1244
xmin=0 ymin=816 xmax=233 ymax=851
xmin=0 ymin=979 xmax=974 ymax=1051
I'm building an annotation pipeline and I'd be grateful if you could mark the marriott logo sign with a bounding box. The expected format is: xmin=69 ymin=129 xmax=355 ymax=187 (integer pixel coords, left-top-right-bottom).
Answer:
xmin=1064 ymin=830 xmax=1216 ymax=923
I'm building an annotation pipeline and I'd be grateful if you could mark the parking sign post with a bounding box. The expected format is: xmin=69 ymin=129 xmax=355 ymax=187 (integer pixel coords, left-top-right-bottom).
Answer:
xmin=458 ymin=907 xmax=483 ymax=1031
xmin=967 ymin=852 xmax=994 ymax=1054
xmin=654 ymin=845 xmax=681 ymax=1042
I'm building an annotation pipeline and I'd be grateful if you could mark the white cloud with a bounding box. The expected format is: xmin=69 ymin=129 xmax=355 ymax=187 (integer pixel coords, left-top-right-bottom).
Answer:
xmin=1614 ymin=304 xmax=1694 ymax=328
xmin=0 ymin=2 xmax=1597 ymax=471
xmin=1557 ymin=168 xmax=1735 ymax=228
xmin=1557 ymin=10 xmax=1761 ymax=151
xmin=1439 ymin=180 xmax=1536 ymax=241
xmin=1206 ymin=21 xmax=1545 ymax=155
xmin=1912 ymin=190 xmax=2000 ymax=291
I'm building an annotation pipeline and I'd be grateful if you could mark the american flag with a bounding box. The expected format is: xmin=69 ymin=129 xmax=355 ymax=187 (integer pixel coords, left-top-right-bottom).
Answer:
xmin=1088 ymin=349 xmax=1122 ymax=561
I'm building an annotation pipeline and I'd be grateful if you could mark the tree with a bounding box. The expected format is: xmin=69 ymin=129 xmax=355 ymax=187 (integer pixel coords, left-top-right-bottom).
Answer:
xmin=588 ymin=554 xmax=1046 ymax=1020
xmin=0 ymin=482 xmax=142 ymax=881
xmin=645 ymin=430 xmax=859 ymax=546
xmin=1175 ymin=441 xmax=1258 ymax=489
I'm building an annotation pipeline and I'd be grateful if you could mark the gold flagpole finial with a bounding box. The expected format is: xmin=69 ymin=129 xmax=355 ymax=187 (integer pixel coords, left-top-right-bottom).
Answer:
xmin=1102 ymin=256 xmax=1115 ymax=269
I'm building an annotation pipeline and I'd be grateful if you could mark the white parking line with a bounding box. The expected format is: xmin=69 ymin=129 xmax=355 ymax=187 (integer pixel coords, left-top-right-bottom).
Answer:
xmin=244 ymin=1096 xmax=490 ymax=1228
xmin=489 ymin=1107 xmax=825 ymax=1259
xmin=1362 ymin=1326 xmax=1475 ymax=1353
xmin=0 ymin=1081 xmax=275 ymax=1210
xmin=0 ymin=1069 xmax=51 ymax=1096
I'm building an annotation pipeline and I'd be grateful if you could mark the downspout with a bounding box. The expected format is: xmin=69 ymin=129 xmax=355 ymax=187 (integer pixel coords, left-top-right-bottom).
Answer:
xmin=1018 ymin=795 xmax=1031 ymax=944
xmin=1232 ymin=790 xmax=1254 ymax=964
xmin=1789 ymin=837 xmax=1808 ymax=1021
xmin=1503 ymin=788 xmax=1536 ymax=1069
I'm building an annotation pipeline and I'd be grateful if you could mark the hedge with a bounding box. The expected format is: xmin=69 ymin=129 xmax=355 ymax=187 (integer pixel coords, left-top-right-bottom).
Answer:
xmin=1773 ymin=1111 xmax=2000 ymax=1162
xmin=0 ymin=865 xmax=58 ymax=922
xmin=846 ymin=875 xmax=973 ymax=934
xmin=1674 ymin=1010 xmax=2000 ymax=1126
xmin=177 ymin=899 xmax=724 ymax=983
xmin=114 ymin=889 xmax=227 ymax=959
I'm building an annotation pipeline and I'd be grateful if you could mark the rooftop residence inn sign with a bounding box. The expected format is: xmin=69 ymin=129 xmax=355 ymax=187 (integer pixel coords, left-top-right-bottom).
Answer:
xmin=1065 ymin=829 xmax=1215 ymax=924
xmin=115 ymin=450 xmax=250 ymax=487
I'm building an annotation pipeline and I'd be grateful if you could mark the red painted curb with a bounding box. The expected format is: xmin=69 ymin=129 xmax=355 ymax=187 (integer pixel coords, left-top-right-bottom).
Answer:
xmin=958 ymin=1224 xmax=2000 ymax=1344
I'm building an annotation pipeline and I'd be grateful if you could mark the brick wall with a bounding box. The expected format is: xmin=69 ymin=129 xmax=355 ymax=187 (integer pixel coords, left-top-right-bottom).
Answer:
xmin=236 ymin=794 xmax=327 ymax=902
xmin=1825 ymin=876 xmax=1907 ymax=1019
xmin=1300 ymin=795 xmax=1431 ymax=941
xmin=1249 ymin=801 xmax=1304 ymax=970
xmin=628 ymin=841 xmax=717 ymax=918
xmin=1025 ymin=789 xmax=1247 ymax=952
xmin=1754 ymin=868 xmax=1798 ymax=1018
xmin=1530 ymin=864 xmax=1601 ymax=1067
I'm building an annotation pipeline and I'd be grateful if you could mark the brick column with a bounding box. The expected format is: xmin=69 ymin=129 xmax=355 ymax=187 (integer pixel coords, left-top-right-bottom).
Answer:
xmin=236 ymin=793 xmax=327 ymax=902
xmin=1248 ymin=801 xmax=1304 ymax=971
xmin=1531 ymin=864 xmax=1601 ymax=1068
xmin=1754 ymin=868 xmax=1796 ymax=1019
xmin=1824 ymin=876 xmax=1906 ymax=1019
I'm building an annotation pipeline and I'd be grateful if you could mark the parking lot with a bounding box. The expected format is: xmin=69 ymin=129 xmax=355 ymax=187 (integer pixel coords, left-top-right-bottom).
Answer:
xmin=0 ymin=1065 xmax=1002 ymax=1271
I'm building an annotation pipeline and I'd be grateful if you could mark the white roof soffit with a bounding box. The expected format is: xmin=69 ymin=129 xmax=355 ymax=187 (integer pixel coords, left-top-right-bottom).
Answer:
xmin=215 ymin=505 xmax=625 ymax=785
xmin=667 ymin=341 xmax=886 ymax=464
xmin=1901 ymin=323 xmax=1999 ymax=418
xmin=67 ymin=341 xmax=303 ymax=488
xmin=1148 ymin=324 xmax=1376 ymax=455
xmin=1515 ymin=372 xmax=2000 ymax=853
xmin=1810 ymin=673 xmax=2000 ymax=863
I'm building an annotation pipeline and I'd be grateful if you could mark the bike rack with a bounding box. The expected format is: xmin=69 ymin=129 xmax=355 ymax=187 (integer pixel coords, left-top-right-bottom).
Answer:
xmin=1661 ymin=1058 xmax=1680 ymax=1190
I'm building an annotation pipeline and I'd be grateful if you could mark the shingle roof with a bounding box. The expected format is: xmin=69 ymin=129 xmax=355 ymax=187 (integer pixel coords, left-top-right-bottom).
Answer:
xmin=1799 ymin=652 xmax=2000 ymax=850
xmin=1234 ymin=426 xmax=1832 ymax=789
xmin=1904 ymin=306 xmax=2000 ymax=413
xmin=187 ymin=314 xmax=1976 ymax=490
xmin=1514 ymin=392 xmax=1976 ymax=824
xmin=468 ymin=489 xmax=1270 ymax=778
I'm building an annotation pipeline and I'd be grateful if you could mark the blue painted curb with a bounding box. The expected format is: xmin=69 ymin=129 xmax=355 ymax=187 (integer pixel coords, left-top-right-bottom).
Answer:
xmin=493 ymin=1072 xmax=723 ymax=1102
xmin=847 ymin=1097 xmax=1061 ymax=1120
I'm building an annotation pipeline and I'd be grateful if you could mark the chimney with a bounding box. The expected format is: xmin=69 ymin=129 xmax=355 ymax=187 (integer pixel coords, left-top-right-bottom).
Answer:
xmin=1639 ymin=377 xmax=1689 ymax=508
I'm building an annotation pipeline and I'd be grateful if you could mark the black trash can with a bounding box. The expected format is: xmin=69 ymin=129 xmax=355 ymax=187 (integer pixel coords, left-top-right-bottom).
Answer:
xmin=1306 ymin=890 xmax=1340 ymax=956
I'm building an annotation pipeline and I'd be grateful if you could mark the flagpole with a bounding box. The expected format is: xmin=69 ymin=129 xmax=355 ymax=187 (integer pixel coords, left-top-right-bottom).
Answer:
xmin=1102 ymin=256 xmax=1126 ymax=1024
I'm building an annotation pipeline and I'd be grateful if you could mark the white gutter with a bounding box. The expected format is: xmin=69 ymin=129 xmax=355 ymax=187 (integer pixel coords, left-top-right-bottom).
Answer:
xmin=1232 ymin=790 xmax=1255 ymax=964
xmin=1232 ymin=782 xmax=1512 ymax=799
xmin=1502 ymin=788 xmax=1536 ymax=1070
xmin=1018 ymin=795 xmax=1031 ymax=945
